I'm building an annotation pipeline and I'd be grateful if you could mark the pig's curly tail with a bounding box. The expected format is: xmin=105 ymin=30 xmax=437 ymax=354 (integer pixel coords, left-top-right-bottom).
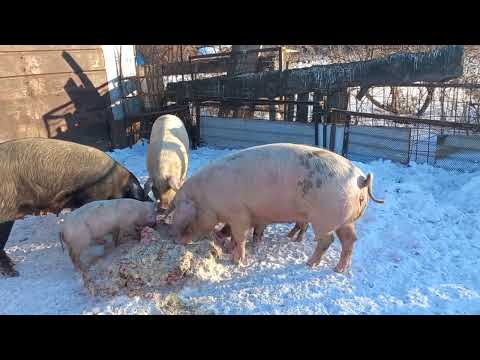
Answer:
xmin=365 ymin=173 xmax=384 ymax=204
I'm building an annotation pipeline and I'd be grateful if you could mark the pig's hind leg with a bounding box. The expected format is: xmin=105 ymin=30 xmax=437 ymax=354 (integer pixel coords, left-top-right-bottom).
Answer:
xmin=295 ymin=223 xmax=308 ymax=242
xmin=287 ymin=222 xmax=308 ymax=242
xmin=307 ymin=222 xmax=335 ymax=267
xmin=334 ymin=223 xmax=357 ymax=273
xmin=135 ymin=224 xmax=143 ymax=241
xmin=252 ymin=224 xmax=266 ymax=245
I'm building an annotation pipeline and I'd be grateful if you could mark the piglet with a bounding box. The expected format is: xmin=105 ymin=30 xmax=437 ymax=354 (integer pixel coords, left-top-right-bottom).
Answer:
xmin=59 ymin=199 xmax=157 ymax=272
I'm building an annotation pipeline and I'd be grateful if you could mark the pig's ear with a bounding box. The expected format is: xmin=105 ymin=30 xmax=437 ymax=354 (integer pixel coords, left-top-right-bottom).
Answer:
xmin=167 ymin=176 xmax=181 ymax=191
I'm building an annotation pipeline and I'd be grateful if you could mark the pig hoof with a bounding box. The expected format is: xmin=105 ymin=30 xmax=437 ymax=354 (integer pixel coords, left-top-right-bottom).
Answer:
xmin=334 ymin=263 xmax=350 ymax=273
xmin=252 ymin=236 xmax=263 ymax=246
xmin=231 ymin=252 xmax=245 ymax=265
xmin=0 ymin=251 xmax=19 ymax=277
xmin=293 ymin=234 xmax=304 ymax=242
xmin=0 ymin=265 xmax=19 ymax=277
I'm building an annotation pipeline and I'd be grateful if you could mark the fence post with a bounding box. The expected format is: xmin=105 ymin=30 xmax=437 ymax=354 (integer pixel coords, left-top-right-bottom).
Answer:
xmin=189 ymin=101 xmax=197 ymax=149
xmin=313 ymin=94 xmax=321 ymax=147
xmin=323 ymin=122 xmax=327 ymax=149
xmin=195 ymin=102 xmax=201 ymax=149
xmin=285 ymin=95 xmax=295 ymax=121
xmin=329 ymin=123 xmax=336 ymax=152
xmin=342 ymin=114 xmax=351 ymax=158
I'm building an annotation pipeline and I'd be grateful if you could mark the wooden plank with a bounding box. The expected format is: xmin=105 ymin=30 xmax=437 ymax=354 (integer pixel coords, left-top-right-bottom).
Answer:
xmin=0 ymin=90 xmax=110 ymax=116
xmin=0 ymin=91 xmax=110 ymax=138
xmin=0 ymin=49 xmax=105 ymax=78
xmin=0 ymin=71 xmax=108 ymax=101
xmin=162 ymin=58 xmax=229 ymax=76
xmin=0 ymin=105 xmax=110 ymax=145
xmin=0 ymin=45 xmax=101 ymax=52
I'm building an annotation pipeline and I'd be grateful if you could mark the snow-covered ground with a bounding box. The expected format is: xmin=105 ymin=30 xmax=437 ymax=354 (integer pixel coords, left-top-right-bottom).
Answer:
xmin=2 ymin=141 xmax=480 ymax=314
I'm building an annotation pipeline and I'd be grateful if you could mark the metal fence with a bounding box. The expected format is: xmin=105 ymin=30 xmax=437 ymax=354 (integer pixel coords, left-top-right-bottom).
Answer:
xmin=133 ymin=82 xmax=480 ymax=173
xmin=338 ymin=109 xmax=480 ymax=172
xmin=179 ymin=96 xmax=480 ymax=173
xmin=342 ymin=83 xmax=480 ymax=172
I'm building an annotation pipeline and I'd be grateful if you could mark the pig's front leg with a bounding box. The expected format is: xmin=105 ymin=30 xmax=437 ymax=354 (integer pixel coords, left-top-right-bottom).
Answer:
xmin=134 ymin=224 xmax=143 ymax=241
xmin=230 ymin=222 xmax=250 ymax=265
xmin=213 ymin=224 xmax=233 ymax=252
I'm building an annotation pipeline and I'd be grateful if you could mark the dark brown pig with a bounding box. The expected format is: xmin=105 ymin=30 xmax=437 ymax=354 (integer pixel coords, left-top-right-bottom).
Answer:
xmin=59 ymin=199 xmax=157 ymax=272
xmin=0 ymin=138 xmax=146 ymax=277
xmin=168 ymin=143 xmax=383 ymax=273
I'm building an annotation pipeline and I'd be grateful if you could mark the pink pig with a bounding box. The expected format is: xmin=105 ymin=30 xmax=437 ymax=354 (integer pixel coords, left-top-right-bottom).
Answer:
xmin=167 ymin=143 xmax=383 ymax=273
xmin=59 ymin=199 xmax=157 ymax=272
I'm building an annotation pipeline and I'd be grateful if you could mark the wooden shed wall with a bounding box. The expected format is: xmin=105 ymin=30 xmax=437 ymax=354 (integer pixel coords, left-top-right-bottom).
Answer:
xmin=0 ymin=45 xmax=113 ymax=150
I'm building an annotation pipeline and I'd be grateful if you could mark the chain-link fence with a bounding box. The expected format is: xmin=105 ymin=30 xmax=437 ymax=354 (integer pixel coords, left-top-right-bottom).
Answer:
xmin=338 ymin=109 xmax=480 ymax=172
xmin=340 ymin=83 xmax=480 ymax=172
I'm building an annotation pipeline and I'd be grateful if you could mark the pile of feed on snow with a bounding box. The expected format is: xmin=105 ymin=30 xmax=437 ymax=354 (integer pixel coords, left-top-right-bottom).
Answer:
xmin=81 ymin=223 xmax=228 ymax=298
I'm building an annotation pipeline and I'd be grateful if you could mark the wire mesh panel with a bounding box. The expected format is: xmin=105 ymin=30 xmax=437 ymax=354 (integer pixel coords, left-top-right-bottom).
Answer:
xmin=137 ymin=104 xmax=192 ymax=142
xmin=340 ymin=109 xmax=480 ymax=172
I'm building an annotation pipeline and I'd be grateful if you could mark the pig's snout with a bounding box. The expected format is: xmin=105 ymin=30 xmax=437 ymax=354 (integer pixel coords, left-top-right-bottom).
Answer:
xmin=156 ymin=199 xmax=170 ymax=213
